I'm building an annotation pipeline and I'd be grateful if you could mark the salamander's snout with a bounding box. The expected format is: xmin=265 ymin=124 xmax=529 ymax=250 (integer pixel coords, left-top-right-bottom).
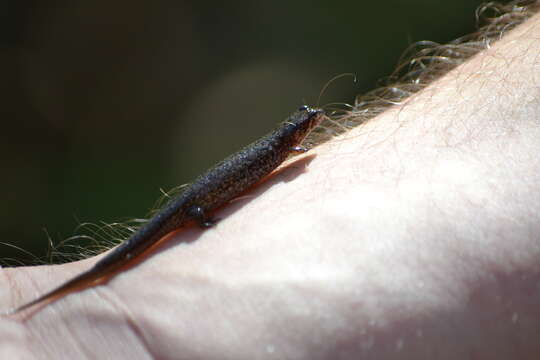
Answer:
xmin=287 ymin=105 xmax=326 ymax=134
xmin=300 ymin=106 xmax=325 ymax=129
xmin=298 ymin=105 xmax=324 ymax=115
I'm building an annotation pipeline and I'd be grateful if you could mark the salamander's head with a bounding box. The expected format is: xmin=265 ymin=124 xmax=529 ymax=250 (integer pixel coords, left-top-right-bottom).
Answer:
xmin=285 ymin=105 xmax=325 ymax=144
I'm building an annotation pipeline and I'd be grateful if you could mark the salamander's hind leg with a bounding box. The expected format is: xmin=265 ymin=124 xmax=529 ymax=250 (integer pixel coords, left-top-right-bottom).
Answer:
xmin=187 ymin=205 xmax=218 ymax=228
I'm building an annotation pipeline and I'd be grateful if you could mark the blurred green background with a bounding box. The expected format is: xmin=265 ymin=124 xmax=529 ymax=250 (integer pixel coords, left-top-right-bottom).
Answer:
xmin=2 ymin=0 xmax=486 ymax=265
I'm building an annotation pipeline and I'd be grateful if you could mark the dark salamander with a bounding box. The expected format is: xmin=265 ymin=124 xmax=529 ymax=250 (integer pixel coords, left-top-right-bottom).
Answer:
xmin=12 ymin=106 xmax=324 ymax=314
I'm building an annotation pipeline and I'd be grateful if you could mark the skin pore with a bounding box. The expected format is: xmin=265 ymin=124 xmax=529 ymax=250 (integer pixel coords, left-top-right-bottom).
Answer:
xmin=2 ymin=5 xmax=540 ymax=360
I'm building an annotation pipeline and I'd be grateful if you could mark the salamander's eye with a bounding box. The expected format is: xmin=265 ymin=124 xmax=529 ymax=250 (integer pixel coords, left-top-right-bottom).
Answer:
xmin=298 ymin=105 xmax=309 ymax=112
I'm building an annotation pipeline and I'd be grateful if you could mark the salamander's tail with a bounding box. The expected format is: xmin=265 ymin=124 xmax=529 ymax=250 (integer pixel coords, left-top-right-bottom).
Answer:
xmin=7 ymin=266 xmax=105 ymax=315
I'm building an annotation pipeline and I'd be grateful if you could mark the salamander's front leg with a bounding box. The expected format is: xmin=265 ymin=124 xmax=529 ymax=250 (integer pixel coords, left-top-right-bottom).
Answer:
xmin=186 ymin=205 xmax=217 ymax=228
xmin=290 ymin=146 xmax=308 ymax=154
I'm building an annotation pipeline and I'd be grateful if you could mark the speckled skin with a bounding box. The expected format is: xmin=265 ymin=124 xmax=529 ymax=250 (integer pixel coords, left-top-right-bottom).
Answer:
xmin=13 ymin=106 xmax=324 ymax=313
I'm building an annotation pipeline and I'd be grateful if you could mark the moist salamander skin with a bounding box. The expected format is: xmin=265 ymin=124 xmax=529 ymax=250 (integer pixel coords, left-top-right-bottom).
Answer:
xmin=12 ymin=106 xmax=325 ymax=314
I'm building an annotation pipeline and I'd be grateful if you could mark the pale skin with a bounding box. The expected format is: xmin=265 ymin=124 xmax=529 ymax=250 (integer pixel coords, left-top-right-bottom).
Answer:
xmin=2 ymin=12 xmax=540 ymax=360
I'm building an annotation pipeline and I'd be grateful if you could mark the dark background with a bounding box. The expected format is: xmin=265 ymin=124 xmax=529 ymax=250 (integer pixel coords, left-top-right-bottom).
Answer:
xmin=2 ymin=0 xmax=486 ymax=265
